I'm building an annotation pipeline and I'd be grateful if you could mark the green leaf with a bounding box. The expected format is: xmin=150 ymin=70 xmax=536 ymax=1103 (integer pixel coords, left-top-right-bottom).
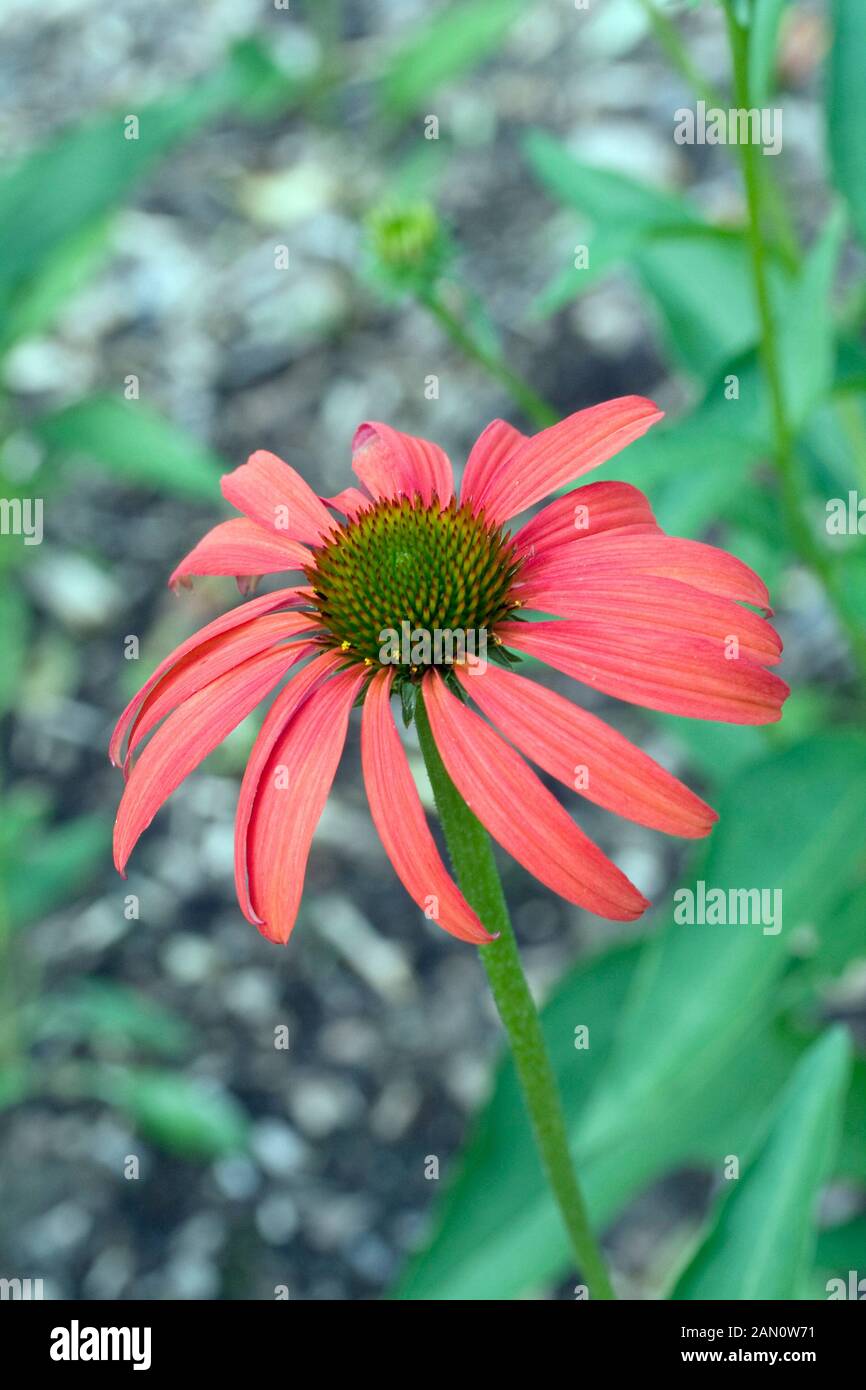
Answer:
xmin=837 ymin=1058 xmax=866 ymax=1180
xmin=95 ymin=1068 xmax=249 ymax=1159
xmin=827 ymin=0 xmax=866 ymax=247
xmin=815 ymin=1211 xmax=866 ymax=1289
xmin=749 ymin=0 xmax=791 ymax=106
xmin=380 ymin=0 xmax=522 ymax=118
xmin=0 ymin=40 xmax=299 ymax=323
xmin=579 ymin=735 xmax=866 ymax=1157
xmin=28 ymin=983 xmax=192 ymax=1058
xmin=34 ymin=395 xmax=225 ymax=500
xmin=635 ymin=230 xmax=768 ymax=384
xmin=0 ymin=788 xmax=50 ymax=859
xmin=527 ymin=228 xmax=636 ymax=320
xmin=0 ymin=587 xmax=30 ymax=712
xmin=524 ymin=132 xmax=787 ymax=385
xmin=396 ymin=993 xmax=808 ymax=1300
xmin=394 ymin=940 xmax=643 ymax=1298
xmin=832 ymin=551 xmax=866 ymax=636
xmin=800 ymin=396 xmax=865 ymax=497
xmin=799 ymin=881 xmax=866 ymax=982
xmin=774 ymin=204 xmax=846 ymax=429
xmin=0 ymin=220 xmax=112 ymax=355
xmin=652 ymin=463 xmax=753 ymax=539
xmin=671 ymin=1029 xmax=851 ymax=1299
xmin=396 ymin=735 xmax=866 ymax=1299
xmin=650 ymin=714 xmax=767 ymax=788
xmin=590 ymin=366 xmax=767 ymax=506
xmin=220 ymin=36 xmax=306 ymax=121
xmin=0 ymin=1065 xmax=30 ymax=1112
xmin=400 ymin=680 xmax=419 ymax=727
xmin=6 ymin=815 xmax=109 ymax=929
xmin=524 ymin=130 xmax=699 ymax=231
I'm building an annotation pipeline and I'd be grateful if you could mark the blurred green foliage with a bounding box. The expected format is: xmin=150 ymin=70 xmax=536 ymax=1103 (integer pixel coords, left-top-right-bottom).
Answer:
xmin=397 ymin=738 xmax=866 ymax=1298
xmin=0 ymin=0 xmax=864 ymax=1297
xmin=671 ymin=1029 xmax=851 ymax=1299
xmin=378 ymin=0 xmax=523 ymax=118
xmin=0 ymin=36 xmax=303 ymax=1164
xmin=380 ymin=0 xmax=866 ymax=1300
xmin=827 ymin=0 xmax=866 ymax=247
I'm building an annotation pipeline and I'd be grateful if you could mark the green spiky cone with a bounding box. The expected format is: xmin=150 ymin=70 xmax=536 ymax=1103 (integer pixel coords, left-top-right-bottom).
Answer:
xmin=307 ymin=495 xmax=523 ymax=669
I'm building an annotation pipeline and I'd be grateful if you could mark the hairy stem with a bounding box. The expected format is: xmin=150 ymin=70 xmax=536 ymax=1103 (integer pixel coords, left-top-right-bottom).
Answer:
xmin=415 ymin=692 xmax=617 ymax=1300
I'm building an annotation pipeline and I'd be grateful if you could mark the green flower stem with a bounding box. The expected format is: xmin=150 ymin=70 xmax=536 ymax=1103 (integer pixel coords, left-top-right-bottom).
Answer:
xmin=418 ymin=288 xmax=559 ymax=431
xmin=637 ymin=0 xmax=719 ymax=108
xmin=415 ymin=692 xmax=617 ymax=1300
xmin=723 ymin=1 xmax=866 ymax=684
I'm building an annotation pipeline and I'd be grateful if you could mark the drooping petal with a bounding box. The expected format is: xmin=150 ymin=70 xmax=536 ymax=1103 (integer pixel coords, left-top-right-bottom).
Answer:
xmin=498 ymin=619 xmax=789 ymax=724
xmin=109 ymin=587 xmax=312 ymax=767
xmin=513 ymin=480 xmax=659 ymax=558
xmin=245 ymin=665 xmax=366 ymax=944
xmin=113 ymin=646 xmax=296 ymax=875
xmin=455 ymin=662 xmax=716 ymax=838
xmin=517 ymin=574 xmax=782 ymax=667
xmin=234 ymin=649 xmax=346 ymax=925
xmin=516 ymin=532 xmax=773 ymax=612
xmin=422 ymin=673 xmax=647 ymax=921
xmin=469 ymin=396 xmax=664 ymax=524
xmin=168 ymin=518 xmax=313 ymax=591
xmin=361 ymin=669 xmax=493 ymax=944
xmin=351 ymin=421 xmax=454 ymax=507
xmin=123 ymin=615 xmax=322 ymax=775
xmin=324 ymin=486 xmax=373 ymax=521
xmin=460 ymin=419 xmax=528 ymax=512
xmin=221 ymin=449 xmax=335 ymax=545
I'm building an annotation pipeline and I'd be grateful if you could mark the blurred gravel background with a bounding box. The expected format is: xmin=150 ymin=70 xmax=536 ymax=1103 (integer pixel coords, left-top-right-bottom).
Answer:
xmin=0 ymin=0 xmax=833 ymax=1299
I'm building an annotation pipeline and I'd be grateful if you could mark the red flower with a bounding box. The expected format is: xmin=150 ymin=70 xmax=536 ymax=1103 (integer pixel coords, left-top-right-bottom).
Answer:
xmin=111 ymin=397 xmax=788 ymax=945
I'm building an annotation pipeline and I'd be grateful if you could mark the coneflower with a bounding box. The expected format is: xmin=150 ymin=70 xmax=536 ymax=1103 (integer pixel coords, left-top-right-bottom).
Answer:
xmin=110 ymin=394 xmax=789 ymax=1300
xmin=111 ymin=397 xmax=787 ymax=946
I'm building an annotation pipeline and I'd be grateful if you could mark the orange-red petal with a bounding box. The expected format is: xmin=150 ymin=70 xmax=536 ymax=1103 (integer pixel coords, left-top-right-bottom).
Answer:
xmin=517 ymin=532 xmax=773 ymax=612
xmin=123 ymin=613 xmax=321 ymax=775
xmin=324 ymin=486 xmax=373 ymax=521
xmin=245 ymin=665 xmax=366 ymax=944
xmin=109 ymin=587 xmax=312 ymax=768
xmin=234 ymin=649 xmax=347 ymax=927
xmin=455 ymin=662 xmax=716 ymax=838
xmin=361 ymin=669 xmax=493 ymax=944
xmin=460 ymin=419 xmax=528 ymax=513
xmin=351 ymin=421 xmax=453 ymax=507
xmin=513 ymin=480 xmax=659 ymax=557
xmin=422 ymin=672 xmax=648 ymax=921
xmin=499 ymin=619 xmax=789 ymax=723
xmin=518 ymin=573 xmax=782 ymax=667
xmin=113 ymin=645 xmax=296 ymax=876
xmin=467 ymin=396 xmax=663 ymax=523
xmin=221 ymin=449 xmax=335 ymax=545
xmin=168 ymin=517 xmax=313 ymax=590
